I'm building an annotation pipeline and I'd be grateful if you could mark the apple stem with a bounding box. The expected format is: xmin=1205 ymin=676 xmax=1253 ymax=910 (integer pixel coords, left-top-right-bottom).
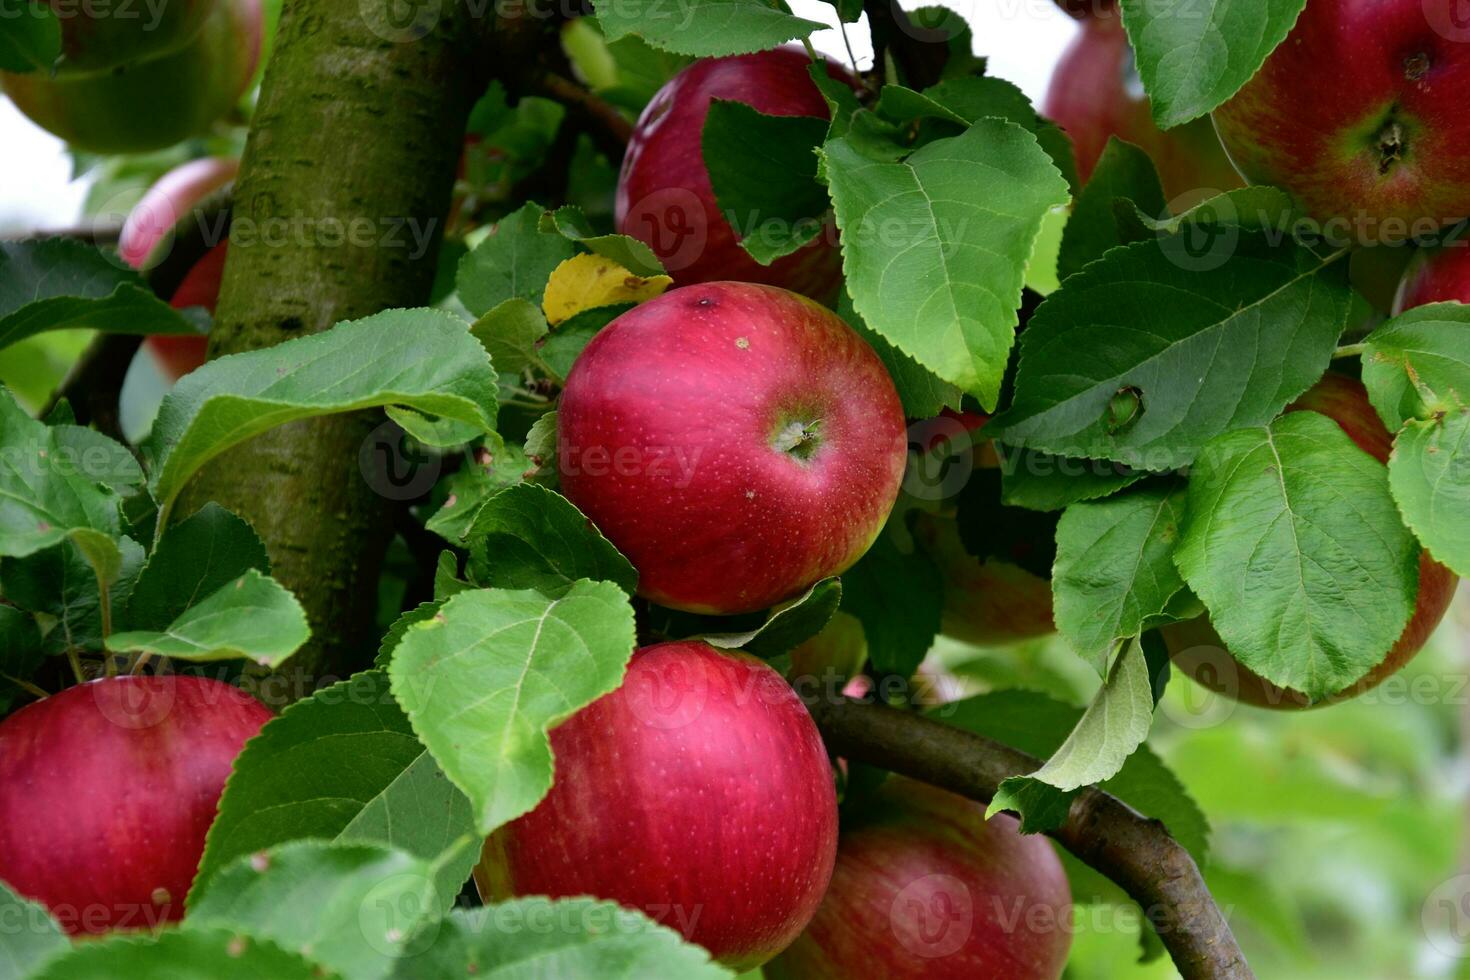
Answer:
xmin=128 ymin=652 xmax=154 ymax=676
xmin=1333 ymin=343 xmax=1366 ymax=360
xmin=65 ymin=649 xmax=86 ymax=686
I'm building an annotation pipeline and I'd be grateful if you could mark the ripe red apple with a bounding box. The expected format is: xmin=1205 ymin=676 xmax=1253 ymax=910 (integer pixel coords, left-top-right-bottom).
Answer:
xmin=2 ymin=0 xmax=261 ymax=154
xmin=616 ymin=47 xmax=851 ymax=299
xmin=0 ymin=675 xmax=272 ymax=934
xmin=38 ymin=0 xmax=220 ymax=76
xmin=1164 ymin=372 xmax=1459 ymax=708
xmin=1212 ymin=0 xmax=1470 ymax=237
xmin=1394 ymin=239 xmax=1470 ymax=311
xmin=557 ymin=281 xmax=906 ymax=614
xmin=476 ymin=641 xmax=838 ymax=970
xmin=120 ymin=157 xmax=238 ymax=380
xmin=765 ymin=776 xmax=1073 ymax=979
xmin=1044 ymin=16 xmax=1243 ymax=205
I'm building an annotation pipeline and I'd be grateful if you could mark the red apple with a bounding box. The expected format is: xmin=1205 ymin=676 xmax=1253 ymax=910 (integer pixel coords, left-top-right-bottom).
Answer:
xmin=120 ymin=157 xmax=238 ymax=380
xmin=1164 ymin=372 xmax=1459 ymax=708
xmin=1212 ymin=0 xmax=1470 ymax=237
xmin=2 ymin=0 xmax=261 ymax=154
xmin=616 ymin=47 xmax=851 ymax=299
xmin=913 ymin=512 xmax=1056 ymax=646
xmin=0 ymin=675 xmax=272 ymax=934
xmin=40 ymin=0 xmax=220 ymax=76
xmin=557 ymin=281 xmax=906 ymax=614
xmin=476 ymin=641 xmax=838 ymax=970
xmin=1044 ymin=16 xmax=1243 ymax=205
xmin=1394 ymin=239 xmax=1470 ymax=311
xmin=766 ymin=776 xmax=1073 ymax=979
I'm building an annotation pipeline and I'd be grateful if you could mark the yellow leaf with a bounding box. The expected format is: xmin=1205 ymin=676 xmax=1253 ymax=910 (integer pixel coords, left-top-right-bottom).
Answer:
xmin=541 ymin=253 xmax=673 ymax=326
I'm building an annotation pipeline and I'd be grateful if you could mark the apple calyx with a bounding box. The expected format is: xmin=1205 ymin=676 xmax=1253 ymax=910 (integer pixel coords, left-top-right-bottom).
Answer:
xmin=771 ymin=417 xmax=823 ymax=461
xmin=1374 ymin=117 xmax=1407 ymax=176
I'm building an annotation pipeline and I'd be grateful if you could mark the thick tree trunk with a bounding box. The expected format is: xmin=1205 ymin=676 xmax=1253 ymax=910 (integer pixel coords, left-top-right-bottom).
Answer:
xmin=182 ymin=0 xmax=514 ymax=695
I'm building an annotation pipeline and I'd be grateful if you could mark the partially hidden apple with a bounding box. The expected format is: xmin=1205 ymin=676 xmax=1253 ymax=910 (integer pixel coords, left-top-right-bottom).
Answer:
xmin=0 ymin=675 xmax=273 ymax=933
xmin=39 ymin=0 xmax=220 ymax=76
xmin=616 ymin=47 xmax=852 ymax=299
xmin=1394 ymin=238 xmax=1470 ymax=311
xmin=1164 ymin=372 xmax=1458 ymax=708
xmin=766 ymin=776 xmax=1073 ymax=979
xmin=476 ymin=641 xmax=838 ymax=970
xmin=1044 ymin=15 xmax=1243 ymax=205
xmin=557 ymin=281 xmax=907 ymax=615
xmin=120 ymin=157 xmax=238 ymax=380
xmin=2 ymin=0 xmax=261 ymax=154
xmin=1051 ymin=0 xmax=1115 ymax=19
xmin=1212 ymin=0 xmax=1470 ymax=236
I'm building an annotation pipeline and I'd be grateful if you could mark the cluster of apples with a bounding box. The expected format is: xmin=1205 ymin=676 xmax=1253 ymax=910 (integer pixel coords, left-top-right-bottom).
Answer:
xmin=0 ymin=0 xmax=261 ymax=153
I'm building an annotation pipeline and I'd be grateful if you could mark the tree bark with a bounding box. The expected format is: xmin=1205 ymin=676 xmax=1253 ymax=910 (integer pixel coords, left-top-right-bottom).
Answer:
xmin=181 ymin=0 xmax=535 ymax=694
xmin=808 ymin=696 xmax=1255 ymax=980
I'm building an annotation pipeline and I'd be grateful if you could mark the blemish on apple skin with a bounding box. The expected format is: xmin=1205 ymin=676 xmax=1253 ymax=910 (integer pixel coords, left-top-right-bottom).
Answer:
xmin=736 ymin=337 xmax=750 ymax=350
xmin=250 ymin=851 xmax=271 ymax=873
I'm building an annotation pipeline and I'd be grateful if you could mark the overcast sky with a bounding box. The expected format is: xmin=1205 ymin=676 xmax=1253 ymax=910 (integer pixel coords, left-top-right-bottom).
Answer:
xmin=0 ymin=0 xmax=1074 ymax=233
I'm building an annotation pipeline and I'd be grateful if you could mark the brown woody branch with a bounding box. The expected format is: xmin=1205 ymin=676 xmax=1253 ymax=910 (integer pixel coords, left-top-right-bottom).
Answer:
xmin=537 ymin=72 xmax=633 ymax=161
xmin=806 ymin=696 xmax=1255 ymax=980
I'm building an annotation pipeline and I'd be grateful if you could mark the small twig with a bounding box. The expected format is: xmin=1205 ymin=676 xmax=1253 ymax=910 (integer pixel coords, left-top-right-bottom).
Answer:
xmin=1 ymin=673 xmax=51 ymax=700
xmin=539 ymin=73 xmax=633 ymax=160
xmin=806 ymin=696 xmax=1255 ymax=980
xmin=65 ymin=648 xmax=87 ymax=685
xmin=1333 ymin=343 xmax=1366 ymax=360
xmin=128 ymin=651 xmax=154 ymax=676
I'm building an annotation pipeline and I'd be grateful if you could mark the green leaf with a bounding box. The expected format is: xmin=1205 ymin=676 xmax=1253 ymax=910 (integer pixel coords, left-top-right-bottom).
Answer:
xmin=1120 ymin=0 xmax=1307 ymax=129
xmin=0 ymin=239 xmax=202 ymax=351
xmin=461 ymin=483 xmax=637 ymax=597
xmin=457 ymin=202 xmax=578 ymax=317
xmin=1175 ymin=411 xmax=1418 ymax=698
xmin=839 ymin=530 xmax=942 ymax=678
xmin=0 ymin=536 xmax=145 ymax=655
xmin=837 ymin=291 xmax=960 ymax=418
xmin=188 ymin=841 xmax=440 ymax=980
xmin=0 ymin=386 xmax=122 ymax=560
xmin=1389 ymin=409 xmax=1470 ymax=578
xmin=702 ymin=99 xmax=831 ymax=265
xmin=998 ymin=447 xmax=1146 ymax=512
xmin=470 ymin=298 xmax=548 ymax=376
xmin=540 ymin=206 xmax=666 ymax=277
xmin=392 ymin=900 xmax=730 ymax=978
xmin=595 ymin=0 xmax=825 ymax=58
xmin=387 ymin=582 xmax=637 ymax=834
xmin=1361 ymin=302 xmax=1470 ymax=431
xmin=539 ymin=304 xmax=630 ymax=380
xmin=699 ymin=577 xmax=840 ymax=659
xmin=143 ymin=309 xmax=498 ymax=521
xmin=122 ymin=503 xmax=269 ymax=631
xmin=0 ymin=606 xmax=44 ymax=712
xmin=194 ymin=670 xmax=476 ymax=909
xmin=1057 ymin=139 xmax=1165 ymax=281
xmin=0 ymin=880 xmax=66 ymax=977
xmin=809 ymin=61 xmax=862 ymax=141
xmin=0 ymin=2 xmax=60 ymax=73
xmin=940 ymin=688 xmax=1208 ymax=860
xmin=29 ymin=928 xmax=323 ymax=980
xmin=824 ymin=119 xmax=1070 ymax=409
xmin=990 ymin=234 xmax=1352 ymax=470
xmin=989 ymin=638 xmax=1156 ymax=817
xmin=425 ymin=439 xmax=531 ymax=543
xmin=375 ymin=601 xmax=447 ymax=670
xmin=105 ymin=569 xmax=309 ymax=667
xmin=1053 ymin=484 xmax=1190 ymax=671
xmin=47 ymin=425 xmax=145 ymax=492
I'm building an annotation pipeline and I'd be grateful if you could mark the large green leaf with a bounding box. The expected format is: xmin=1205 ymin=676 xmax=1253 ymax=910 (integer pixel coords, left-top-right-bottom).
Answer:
xmin=1053 ymin=484 xmax=1190 ymax=671
xmin=836 ymin=291 xmax=960 ymax=419
xmin=0 ymin=606 xmax=45 ymax=712
xmin=702 ymin=100 xmax=831 ymax=265
xmin=188 ymin=841 xmax=443 ymax=980
xmin=457 ymin=202 xmax=578 ymax=316
xmin=991 ymin=234 xmax=1351 ymax=470
xmin=194 ymin=670 xmax=476 ymax=908
xmin=699 ymin=577 xmax=840 ymax=660
xmin=1175 ymin=411 xmax=1418 ymax=698
xmin=0 ymin=2 xmax=60 ymax=72
xmin=392 ymin=900 xmax=730 ymax=978
xmin=594 ymin=0 xmax=825 ymax=57
xmin=540 ymin=206 xmax=666 ymax=278
xmin=105 ymin=569 xmax=308 ymax=667
xmin=30 ymin=929 xmax=322 ymax=980
xmin=824 ymin=119 xmax=1070 ymax=409
xmin=0 ymin=535 xmax=144 ymax=655
xmin=998 ymin=448 xmax=1146 ymax=512
xmin=0 ymin=881 xmax=66 ymax=978
xmin=387 ymin=582 xmax=637 ymax=834
xmin=1057 ymin=138 xmax=1165 ymax=281
xmin=839 ymin=529 xmax=941 ymax=679
xmin=461 ymin=483 xmax=637 ymax=597
xmin=1389 ymin=410 xmax=1470 ymax=578
xmin=0 ymin=239 xmax=202 ymax=351
xmin=1120 ymin=0 xmax=1308 ymax=129
xmin=122 ymin=503 xmax=270 ymax=630
xmin=1361 ymin=303 xmax=1470 ymax=431
xmin=143 ymin=309 xmax=498 ymax=521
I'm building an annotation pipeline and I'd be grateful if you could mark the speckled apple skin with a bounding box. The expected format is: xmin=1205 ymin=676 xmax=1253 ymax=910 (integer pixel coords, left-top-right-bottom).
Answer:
xmin=557 ymin=281 xmax=907 ymax=615
xmin=0 ymin=676 xmax=273 ymax=933
xmin=1212 ymin=0 xmax=1470 ymax=231
xmin=478 ymin=642 xmax=838 ymax=970
xmin=616 ymin=47 xmax=852 ymax=299
xmin=1165 ymin=373 xmax=1458 ymax=709
xmin=765 ymin=777 xmax=1072 ymax=980
xmin=1394 ymin=237 xmax=1470 ymax=311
